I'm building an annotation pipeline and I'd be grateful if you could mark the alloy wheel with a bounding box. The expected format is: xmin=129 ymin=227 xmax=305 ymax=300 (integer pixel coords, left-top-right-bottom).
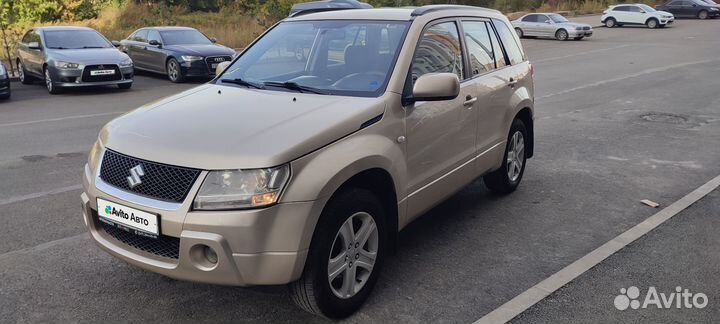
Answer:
xmin=699 ymin=11 xmax=708 ymax=19
xmin=328 ymin=211 xmax=379 ymax=299
xmin=168 ymin=60 xmax=179 ymax=81
xmin=506 ymin=131 xmax=525 ymax=182
xmin=606 ymin=19 xmax=616 ymax=28
xmin=44 ymin=69 xmax=53 ymax=92
xmin=648 ymin=19 xmax=658 ymax=28
xmin=18 ymin=63 xmax=24 ymax=83
xmin=557 ymin=30 xmax=568 ymax=41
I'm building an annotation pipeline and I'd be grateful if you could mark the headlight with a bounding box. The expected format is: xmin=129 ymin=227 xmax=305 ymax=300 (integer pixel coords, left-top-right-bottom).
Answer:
xmin=119 ymin=58 xmax=133 ymax=67
xmin=576 ymin=26 xmax=583 ymax=30
xmin=710 ymin=7 xmax=718 ymax=11
xmin=88 ymin=139 xmax=104 ymax=173
xmin=55 ymin=61 xmax=80 ymax=69
xmin=193 ymin=165 xmax=290 ymax=210
xmin=181 ymin=55 xmax=203 ymax=61
xmin=0 ymin=64 xmax=5 ymax=74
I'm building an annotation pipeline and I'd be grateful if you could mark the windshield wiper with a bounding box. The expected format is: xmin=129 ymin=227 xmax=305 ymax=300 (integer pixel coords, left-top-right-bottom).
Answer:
xmin=263 ymin=81 xmax=326 ymax=95
xmin=220 ymin=78 xmax=264 ymax=89
xmin=82 ymin=46 xmax=106 ymax=49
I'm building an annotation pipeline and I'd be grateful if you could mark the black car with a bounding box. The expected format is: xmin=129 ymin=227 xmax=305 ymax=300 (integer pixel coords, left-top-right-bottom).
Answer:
xmin=117 ymin=27 xmax=236 ymax=82
xmin=0 ymin=62 xmax=10 ymax=100
xmin=656 ymin=0 xmax=720 ymax=19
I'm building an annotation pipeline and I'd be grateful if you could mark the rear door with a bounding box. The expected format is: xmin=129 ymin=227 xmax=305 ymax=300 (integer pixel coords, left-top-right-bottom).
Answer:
xmin=129 ymin=29 xmax=149 ymax=69
xmin=520 ymin=14 xmax=538 ymax=35
xmin=612 ymin=5 xmax=631 ymax=23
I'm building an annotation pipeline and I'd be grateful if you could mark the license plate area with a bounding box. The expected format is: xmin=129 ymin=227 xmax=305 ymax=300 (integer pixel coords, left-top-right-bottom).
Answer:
xmin=90 ymin=69 xmax=115 ymax=76
xmin=97 ymin=198 xmax=159 ymax=237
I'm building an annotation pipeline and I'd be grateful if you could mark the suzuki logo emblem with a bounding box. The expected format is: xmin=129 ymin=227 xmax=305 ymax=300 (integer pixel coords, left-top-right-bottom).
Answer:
xmin=127 ymin=164 xmax=145 ymax=188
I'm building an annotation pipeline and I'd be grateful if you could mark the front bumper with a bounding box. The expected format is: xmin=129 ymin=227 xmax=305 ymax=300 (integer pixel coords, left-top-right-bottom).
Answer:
xmin=660 ymin=18 xmax=675 ymax=24
xmin=51 ymin=64 xmax=133 ymax=88
xmin=81 ymin=163 xmax=315 ymax=286
xmin=0 ymin=78 xmax=9 ymax=96
xmin=569 ymin=30 xmax=593 ymax=37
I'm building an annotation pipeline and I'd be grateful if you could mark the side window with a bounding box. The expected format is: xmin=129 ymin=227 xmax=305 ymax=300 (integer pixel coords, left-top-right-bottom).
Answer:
xmin=412 ymin=21 xmax=464 ymax=82
xmin=522 ymin=15 xmax=537 ymax=22
xmin=462 ymin=21 xmax=495 ymax=75
xmin=22 ymin=31 xmax=33 ymax=43
xmin=492 ymin=19 xmax=525 ymax=65
xmin=614 ymin=6 xmax=628 ymax=11
xmin=539 ymin=15 xmax=551 ymax=23
xmin=147 ymin=30 xmax=162 ymax=44
xmin=629 ymin=6 xmax=643 ymax=12
xmin=31 ymin=31 xmax=42 ymax=46
xmin=488 ymin=24 xmax=507 ymax=68
xmin=133 ymin=30 xmax=148 ymax=42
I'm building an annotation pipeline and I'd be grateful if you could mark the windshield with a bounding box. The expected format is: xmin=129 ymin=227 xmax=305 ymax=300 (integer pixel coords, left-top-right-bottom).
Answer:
xmin=548 ymin=14 xmax=569 ymax=23
xmin=700 ymin=0 xmax=717 ymax=5
xmin=218 ymin=20 xmax=410 ymax=97
xmin=638 ymin=4 xmax=656 ymax=12
xmin=160 ymin=29 xmax=213 ymax=45
xmin=44 ymin=30 xmax=112 ymax=49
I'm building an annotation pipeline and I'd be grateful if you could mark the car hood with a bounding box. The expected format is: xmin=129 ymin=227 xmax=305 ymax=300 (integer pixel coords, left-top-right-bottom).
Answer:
xmin=100 ymin=84 xmax=385 ymax=170
xmin=48 ymin=48 xmax=129 ymax=64
xmin=163 ymin=44 xmax=235 ymax=57
xmin=558 ymin=22 xmax=592 ymax=28
xmin=656 ymin=10 xmax=674 ymax=16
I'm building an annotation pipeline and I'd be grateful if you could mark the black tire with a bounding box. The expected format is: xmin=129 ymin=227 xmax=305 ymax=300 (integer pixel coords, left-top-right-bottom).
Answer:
xmin=18 ymin=60 xmax=34 ymax=84
xmin=484 ymin=119 xmax=528 ymax=195
xmin=166 ymin=58 xmax=185 ymax=83
xmin=646 ymin=18 xmax=659 ymax=28
xmin=290 ymin=188 xmax=386 ymax=319
xmin=44 ymin=67 xmax=62 ymax=95
xmin=555 ymin=29 xmax=569 ymax=41
xmin=515 ymin=27 xmax=524 ymax=38
xmin=605 ymin=17 xmax=616 ymax=28
xmin=573 ymin=36 xmax=584 ymax=41
xmin=698 ymin=10 xmax=708 ymax=19
xmin=118 ymin=82 xmax=132 ymax=90
xmin=0 ymin=92 xmax=9 ymax=100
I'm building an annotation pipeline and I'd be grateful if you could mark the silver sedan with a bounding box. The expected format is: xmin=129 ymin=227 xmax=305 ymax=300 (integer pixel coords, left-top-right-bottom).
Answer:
xmin=512 ymin=13 xmax=593 ymax=41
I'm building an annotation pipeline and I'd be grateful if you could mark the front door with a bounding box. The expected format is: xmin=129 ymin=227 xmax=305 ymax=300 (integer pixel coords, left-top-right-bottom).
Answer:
xmin=145 ymin=30 xmax=167 ymax=72
xmin=405 ymin=20 xmax=478 ymax=219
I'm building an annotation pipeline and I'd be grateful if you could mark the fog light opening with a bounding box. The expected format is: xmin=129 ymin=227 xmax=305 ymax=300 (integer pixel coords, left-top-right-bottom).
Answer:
xmin=189 ymin=244 xmax=219 ymax=270
xmin=204 ymin=245 xmax=218 ymax=264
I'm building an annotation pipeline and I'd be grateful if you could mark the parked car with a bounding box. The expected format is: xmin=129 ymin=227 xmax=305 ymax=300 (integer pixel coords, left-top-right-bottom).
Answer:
xmin=512 ymin=13 xmax=593 ymax=40
xmin=656 ymin=0 xmax=720 ymax=19
xmin=117 ymin=27 xmax=235 ymax=83
xmin=602 ymin=4 xmax=675 ymax=28
xmin=81 ymin=3 xmax=534 ymax=318
xmin=0 ymin=62 xmax=9 ymax=100
xmin=16 ymin=26 xmax=133 ymax=94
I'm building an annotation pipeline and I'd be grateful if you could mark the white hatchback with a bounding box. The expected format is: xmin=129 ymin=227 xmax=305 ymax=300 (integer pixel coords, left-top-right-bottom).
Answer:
xmin=601 ymin=3 xmax=675 ymax=28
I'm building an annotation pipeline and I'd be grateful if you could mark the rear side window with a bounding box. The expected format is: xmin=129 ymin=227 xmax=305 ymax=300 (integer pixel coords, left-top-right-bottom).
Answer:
xmin=614 ymin=6 xmax=629 ymax=11
xmin=522 ymin=15 xmax=538 ymax=22
xmin=461 ymin=21 xmax=495 ymax=75
xmin=488 ymin=25 xmax=506 ymax=68
xmin=492 ymin=19 xmax=525 ymax=65
xmin=628 ymin=6 xmax=643 ymax=12
xmin=412 ymin=21 xmax=464 ymax=81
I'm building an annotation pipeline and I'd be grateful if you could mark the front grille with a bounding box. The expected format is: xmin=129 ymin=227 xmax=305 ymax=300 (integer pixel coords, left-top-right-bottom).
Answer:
xmin=100 ymin=220 xmax=180 ymax=259
xmin=99 ymin=150 xmax=200 ymax=203
xmin=205 ymin=56 xmax=232 ymax=72
xmin=82 ymin=64 xmax=122 ymax=82
xmin=583 ymin=26 xmax=591 ymax=30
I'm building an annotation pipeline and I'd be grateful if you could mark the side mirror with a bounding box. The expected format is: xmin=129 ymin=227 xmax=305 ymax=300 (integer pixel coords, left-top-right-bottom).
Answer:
xmin=148 ymin=39 xmax=161 ymax=46
xmin=411 ymin=73 xmax=460 ymax=102
xmin=210 ymin=37 xmax=217 ymax=43
xmin=111 ymin=40 xmax=121 ymax=47
xmin=215 ymin=61 xmax=231 ymax=75
xmin=27 ymin=42 xmax=40 ymax=50
xmin=544 ymin=19 xmax=552 ymax=24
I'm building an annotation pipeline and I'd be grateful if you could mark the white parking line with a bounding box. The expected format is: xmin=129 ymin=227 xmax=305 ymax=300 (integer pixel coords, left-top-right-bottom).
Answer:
xmin=474 ymin=174 xmax=720 ymax=324
xmin=537 ymin=58 xmax=720 ymax=100
xmin=0 ymin=184 xmax=82 ymax=206
xmin=0 ymin=111 xmax=124 ymax=128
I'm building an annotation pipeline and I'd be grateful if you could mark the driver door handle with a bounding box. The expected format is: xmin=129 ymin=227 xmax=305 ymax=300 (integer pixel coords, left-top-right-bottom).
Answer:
xmin=464 ymin=95 xmax=477 ymax=107
xmin=508 ymin=78 xmax=518 ymax=88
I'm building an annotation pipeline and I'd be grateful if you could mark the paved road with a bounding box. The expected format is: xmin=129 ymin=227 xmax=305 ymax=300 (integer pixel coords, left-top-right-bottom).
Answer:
xmin=0 ymin=17 xmax=718 ymax=323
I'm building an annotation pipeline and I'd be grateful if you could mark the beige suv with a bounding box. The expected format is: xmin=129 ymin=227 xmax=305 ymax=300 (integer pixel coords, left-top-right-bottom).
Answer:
xmin=81 ymin=4 xmax=534 ymax=318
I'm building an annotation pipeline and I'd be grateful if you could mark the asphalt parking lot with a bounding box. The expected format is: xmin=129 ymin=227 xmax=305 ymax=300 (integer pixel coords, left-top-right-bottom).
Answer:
xmin=1 ymin=15 xmax=718 ymax=323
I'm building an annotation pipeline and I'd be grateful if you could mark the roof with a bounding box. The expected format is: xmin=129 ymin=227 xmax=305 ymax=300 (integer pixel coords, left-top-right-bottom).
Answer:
xmin=286 ymin=5 xmax=501 ymax=21
xmin=35 ymin=26 xmax=95 ymax=31
xmin=147 ymin=26 xmax=197 ymax=31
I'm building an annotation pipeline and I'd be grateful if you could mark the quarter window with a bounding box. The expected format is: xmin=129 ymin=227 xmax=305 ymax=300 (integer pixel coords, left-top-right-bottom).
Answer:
xmin=492 ymin=19 xmax=525 ymax=65
xmin=462 ymin=21 xmax=495 ymax=75
xmin=412 ymin=21 xmax=464 ymax=82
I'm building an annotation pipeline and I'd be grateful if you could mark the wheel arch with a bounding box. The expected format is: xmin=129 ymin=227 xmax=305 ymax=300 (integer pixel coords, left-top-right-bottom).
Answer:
xmin=646 ymin=17 xmax=660 ymax=25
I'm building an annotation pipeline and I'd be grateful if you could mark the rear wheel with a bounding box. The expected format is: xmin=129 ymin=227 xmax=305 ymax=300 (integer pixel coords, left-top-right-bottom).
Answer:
xmin=555 ymin=29 xmax=569 ymax=41
xmin=605 ymin=17 xmax=616 ymax=28
xmin=647 ymin=18 xmax=659 ymax=28
xmin=18 ymin=60 xmax=34 ymax=84
xmin=515 ymin=28 xmax=524 ymax=38
xmin=698 ymin=10 xmax=709 ymax=19
xmin=290 ymin=188 xmax=386 ymax=319
xmin=484 ymin=119 xmax=528 ymax=194
xmin=166 ymin=58 xmax=185 ymax=83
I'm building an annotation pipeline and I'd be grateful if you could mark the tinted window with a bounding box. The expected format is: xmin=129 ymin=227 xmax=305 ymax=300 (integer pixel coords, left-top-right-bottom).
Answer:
xmin=492 ymin=19 xmax=524 ymax=65
xmin=160 ymin=29 xmax=213 ymax=45
xmin=522 ymin=15 xmax=538 ymax=22
xmin=412 ymin=21 xmax=464 ymax=82
xmin=147 ymin=30 xmax=162 ymax=44
xmin=629 ymin=6 xmax=643 ymax=12
xmin=614 ymin=6 xmax=629 ymax=11
xmin=133 ymin=30 xmax=148 ymax=42
xmin=488 ymin=24 xmax=506 ymax=68
xmin=22 ymin=31 xmax=33 ymax=43
xmin=44 ymin=30 xmax=111 ymax=49
xmin=462 ymin=21 xmax=495 ymax=75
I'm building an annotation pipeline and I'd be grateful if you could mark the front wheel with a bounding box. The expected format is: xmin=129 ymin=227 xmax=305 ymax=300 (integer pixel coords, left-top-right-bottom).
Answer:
xmin=290 ymin=188 xmax=386 ymax=319
xmin=647 ymin=18 xmax=659 ymax=29
xmin=484 ymin=119 xmax=528 ymax=194
xmin=166 ymin=58 xmax=185 ymax=83
xmin=44 ymin=67 xmax=62 ymax=95
xmin=555 ymin=29 xmax=569 ymax=41
xmin=698 ymin=10 xmax=708 ymax=19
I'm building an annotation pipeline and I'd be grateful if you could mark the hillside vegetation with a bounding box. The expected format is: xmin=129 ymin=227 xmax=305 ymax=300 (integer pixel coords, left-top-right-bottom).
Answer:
xmin=1 ymin=0 xmax=660 ymax=74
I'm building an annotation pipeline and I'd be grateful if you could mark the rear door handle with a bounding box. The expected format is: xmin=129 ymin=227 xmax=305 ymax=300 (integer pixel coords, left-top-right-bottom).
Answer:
xmin=508 ymin=78 xmax=518 ymax=87
xmin=464 ymin=95 xmax=477 ymax=107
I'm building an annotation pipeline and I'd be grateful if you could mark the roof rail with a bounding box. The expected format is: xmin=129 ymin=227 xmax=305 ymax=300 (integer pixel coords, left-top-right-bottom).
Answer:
xmin=289 ymin=0 xmax=373 ymax=17
xmin=411 ymin=4 xmax=497 ymax=17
